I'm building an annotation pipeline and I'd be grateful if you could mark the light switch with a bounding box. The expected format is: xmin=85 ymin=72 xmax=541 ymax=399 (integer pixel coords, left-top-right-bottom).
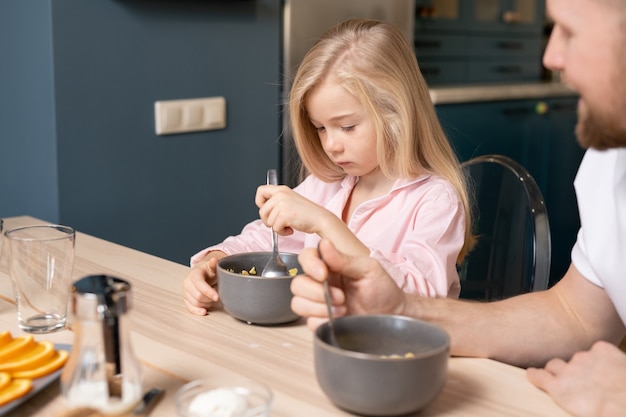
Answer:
xmin=154 ymin=97 xmax=226 ymax=135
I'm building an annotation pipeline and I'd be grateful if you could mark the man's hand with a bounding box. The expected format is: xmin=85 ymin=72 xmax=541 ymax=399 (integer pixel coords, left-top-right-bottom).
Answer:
xmin=527 ymin=341 xmax=626 ymax=417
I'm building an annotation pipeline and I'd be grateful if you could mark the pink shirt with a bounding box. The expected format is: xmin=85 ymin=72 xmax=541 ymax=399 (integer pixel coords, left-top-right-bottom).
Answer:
xmin=191 ymin=174 xmax=464 ymax=298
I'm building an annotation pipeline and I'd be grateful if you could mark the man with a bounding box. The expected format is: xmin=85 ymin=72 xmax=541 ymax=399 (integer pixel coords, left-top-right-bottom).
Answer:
xmin=290 ymin=0 xmax=626 ymax=416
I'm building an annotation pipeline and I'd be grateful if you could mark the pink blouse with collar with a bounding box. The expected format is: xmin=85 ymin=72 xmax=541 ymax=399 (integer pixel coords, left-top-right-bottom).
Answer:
xmin=191 ymin=174 xmax=464 ymax=298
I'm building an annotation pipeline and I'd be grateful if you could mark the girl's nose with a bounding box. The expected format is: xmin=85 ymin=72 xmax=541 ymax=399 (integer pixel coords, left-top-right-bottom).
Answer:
xmin=322 ymin=131 xmax=343 ymax=153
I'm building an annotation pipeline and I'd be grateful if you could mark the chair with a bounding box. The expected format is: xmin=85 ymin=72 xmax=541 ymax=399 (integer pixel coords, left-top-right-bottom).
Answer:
xmin=458 ymin=154 xmax=551 ymax=300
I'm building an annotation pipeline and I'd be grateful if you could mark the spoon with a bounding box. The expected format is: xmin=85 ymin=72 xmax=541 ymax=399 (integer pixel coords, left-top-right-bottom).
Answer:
xmin=133 ymin=388 xmax=165 ymax=416
xmin=319 ymin=245 xmax=340 ymax=348
xmin=261 ymin=169 xmax=290 ymax=278
xmin=323 ymin=280 xmax=341 ymax=348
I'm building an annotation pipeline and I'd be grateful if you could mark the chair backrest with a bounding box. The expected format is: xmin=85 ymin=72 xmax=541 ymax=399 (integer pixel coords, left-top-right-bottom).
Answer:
xmin=459 ymin=154 xmax=551 ymax=300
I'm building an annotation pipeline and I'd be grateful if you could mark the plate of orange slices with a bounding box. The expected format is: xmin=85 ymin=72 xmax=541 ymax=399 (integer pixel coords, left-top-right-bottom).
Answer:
xmin=0 ymin=331 xmax=70 ymax=415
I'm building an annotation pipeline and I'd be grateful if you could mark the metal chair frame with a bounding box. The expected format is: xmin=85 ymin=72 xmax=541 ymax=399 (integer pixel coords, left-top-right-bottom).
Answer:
xmin=459 ymin=154 xmax=551 ymax=300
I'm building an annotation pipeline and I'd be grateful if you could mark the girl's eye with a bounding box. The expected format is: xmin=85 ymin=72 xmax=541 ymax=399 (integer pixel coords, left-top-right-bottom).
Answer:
xmin=341 ymin=125 xmax=356 ymax=132
xmin=314 ymin=126 xmax=326 ymax=133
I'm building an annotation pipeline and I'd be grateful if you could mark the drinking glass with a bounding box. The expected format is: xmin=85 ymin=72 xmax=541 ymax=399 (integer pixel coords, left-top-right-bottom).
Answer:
xmin=5 ymin=224 xmax=75 ymax=333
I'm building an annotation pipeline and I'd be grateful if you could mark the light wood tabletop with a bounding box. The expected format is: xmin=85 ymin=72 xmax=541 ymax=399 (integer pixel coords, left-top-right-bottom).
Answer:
xmin=0 ymin=216 xmax=571 ymax=417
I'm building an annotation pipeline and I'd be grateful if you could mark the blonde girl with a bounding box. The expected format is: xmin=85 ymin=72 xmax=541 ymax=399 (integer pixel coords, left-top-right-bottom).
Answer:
xmin=183 ymin=18 xmax=472 ymax=316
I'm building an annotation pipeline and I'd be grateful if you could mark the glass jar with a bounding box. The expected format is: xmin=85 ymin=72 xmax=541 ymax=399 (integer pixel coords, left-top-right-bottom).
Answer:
xmin=61 ymin=275 xmax=143 ymax=414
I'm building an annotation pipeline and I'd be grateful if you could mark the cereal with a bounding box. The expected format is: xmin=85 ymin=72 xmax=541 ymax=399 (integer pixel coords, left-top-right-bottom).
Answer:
xmin=228 ymin=266 xmax=298 ymax=277
xmin=381 ymin=352 xmax=416 ymax=359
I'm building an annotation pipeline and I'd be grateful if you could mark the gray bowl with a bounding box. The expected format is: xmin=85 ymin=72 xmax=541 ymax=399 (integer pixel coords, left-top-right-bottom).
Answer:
xmin=314 ymin=315 xmax=449 ymax=416
xmin=217 ymin=252 xmax=301 ymax=325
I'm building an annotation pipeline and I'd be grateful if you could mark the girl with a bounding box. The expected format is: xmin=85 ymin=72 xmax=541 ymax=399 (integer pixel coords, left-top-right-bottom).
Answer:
xmin=183 ymin=18 xmax=473 ymax=316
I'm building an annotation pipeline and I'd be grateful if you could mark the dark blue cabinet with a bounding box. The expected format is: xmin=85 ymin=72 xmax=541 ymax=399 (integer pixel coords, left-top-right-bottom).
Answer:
xmin=469 ymin=0 xmax=545 ymax=33
xmin=414 ymin=0 xmax=545 ymax=85
xmin=415 ymin=0 xmax=544 ymax=32
xmin=436 ymin=96 xmax=585 ymax=285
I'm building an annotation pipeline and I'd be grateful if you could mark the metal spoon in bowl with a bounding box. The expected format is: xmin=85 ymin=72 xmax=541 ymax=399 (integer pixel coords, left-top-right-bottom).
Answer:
xmin=261 ymin=169 xmax=291 ymax=278
xmin=323 ymin=280 xmax=341 ymax=348
xmin=319 ymin=244 xmax=340 ymax=348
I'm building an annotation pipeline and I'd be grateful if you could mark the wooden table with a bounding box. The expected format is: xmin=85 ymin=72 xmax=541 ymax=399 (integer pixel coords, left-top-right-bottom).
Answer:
xmin=0 ymin=216 xmax=571 ymax=417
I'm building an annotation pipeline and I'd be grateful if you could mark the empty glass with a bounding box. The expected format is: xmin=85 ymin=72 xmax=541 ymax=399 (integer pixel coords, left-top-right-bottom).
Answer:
xmin=5 ymin=224 xmax=75 ymax=333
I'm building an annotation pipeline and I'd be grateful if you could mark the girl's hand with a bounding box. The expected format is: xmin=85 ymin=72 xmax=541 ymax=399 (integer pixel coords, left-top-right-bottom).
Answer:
xmin=255 ymin=184 xmax=334 ymax=236
xmin=183 ymin=257 xmax=220 ymax=316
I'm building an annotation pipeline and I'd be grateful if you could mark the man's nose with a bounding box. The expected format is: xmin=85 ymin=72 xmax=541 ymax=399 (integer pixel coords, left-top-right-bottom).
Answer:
xmin=543 ymin=25 xmax=564 ymax=72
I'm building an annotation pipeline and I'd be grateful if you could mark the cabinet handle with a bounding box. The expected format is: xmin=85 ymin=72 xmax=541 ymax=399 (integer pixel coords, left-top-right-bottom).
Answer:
xmin=551 ymin=102 xmax=577 ymax=112
xmin=496 ymin=41 xmax=524 ymax=50
xmin=495 ymin=65 xmax=523 ymax=74
xmin=535 ymin=101 xmax=549 ymax=115
xmin=420 ymin=67 xmax=441 ymax=76
xmin=502 ymin=107 xmax=531 ymax=116
xmin=415 ymin=40 xmax=442 ymax=49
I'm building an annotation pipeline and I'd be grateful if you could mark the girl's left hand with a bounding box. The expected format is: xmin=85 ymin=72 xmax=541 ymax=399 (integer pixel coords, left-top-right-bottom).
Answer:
xmin=255 ymin=184 xmax=333 ymax=236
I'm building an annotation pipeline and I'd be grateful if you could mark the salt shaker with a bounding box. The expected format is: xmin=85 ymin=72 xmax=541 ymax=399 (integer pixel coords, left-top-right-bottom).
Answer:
xmin=61 ymin=275 xmax=143 ymax=414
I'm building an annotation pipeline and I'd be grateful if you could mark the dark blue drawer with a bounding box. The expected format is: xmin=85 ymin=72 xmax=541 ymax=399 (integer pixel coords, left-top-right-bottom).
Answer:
xmin=414 ymin=34 xmax=470 ymax=58
xmin=468 ymin=58 xmax=542 ymax=83
xmin=469 ymin=36 xmax=543 ymax=57
xmin=418 ymin=59 xmax=467 ymax=85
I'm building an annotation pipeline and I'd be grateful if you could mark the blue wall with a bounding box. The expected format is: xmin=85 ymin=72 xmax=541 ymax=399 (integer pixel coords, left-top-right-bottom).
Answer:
xmin=0 ymin=1 xmax=59 ymax=222
xmin=1 ymin=0 xmax=283 ymax=265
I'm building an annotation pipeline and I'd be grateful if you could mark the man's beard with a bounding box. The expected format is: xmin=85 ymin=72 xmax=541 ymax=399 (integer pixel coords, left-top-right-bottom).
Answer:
xmin=576 ymin=105 xmax=626 ymax=150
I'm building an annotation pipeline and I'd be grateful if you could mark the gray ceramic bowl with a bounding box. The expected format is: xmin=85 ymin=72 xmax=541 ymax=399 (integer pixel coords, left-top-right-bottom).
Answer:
xmin=314 ymin=315 xmax=449 ymax=416
xmin=217 ymin=252 xmax=300 ymax=325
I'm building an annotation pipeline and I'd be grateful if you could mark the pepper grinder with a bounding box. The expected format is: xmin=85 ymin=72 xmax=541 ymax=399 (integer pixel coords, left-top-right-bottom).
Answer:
xmin=61 ymin=275 xmax=143 ymax=414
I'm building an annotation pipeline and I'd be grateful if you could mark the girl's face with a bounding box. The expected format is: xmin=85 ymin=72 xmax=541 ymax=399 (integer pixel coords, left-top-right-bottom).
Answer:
xmin=305 ymin=77 xmax=379 ymax=178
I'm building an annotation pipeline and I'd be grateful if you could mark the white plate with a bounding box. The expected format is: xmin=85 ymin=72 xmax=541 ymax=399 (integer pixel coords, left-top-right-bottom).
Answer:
xmin=0 ymin=343 xmax=71 ymax=416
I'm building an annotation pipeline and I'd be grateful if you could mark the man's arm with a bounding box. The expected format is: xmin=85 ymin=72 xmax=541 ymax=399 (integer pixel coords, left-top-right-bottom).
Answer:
xmin=405 ymin=264 xmax=626 ymax=367
xmin=293 ymin=241 xmax=625 ymax=368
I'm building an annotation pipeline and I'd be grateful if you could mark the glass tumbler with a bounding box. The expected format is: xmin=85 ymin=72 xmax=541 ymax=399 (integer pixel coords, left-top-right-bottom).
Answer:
xmin=5 ymin=224 xmax=75 ymax=333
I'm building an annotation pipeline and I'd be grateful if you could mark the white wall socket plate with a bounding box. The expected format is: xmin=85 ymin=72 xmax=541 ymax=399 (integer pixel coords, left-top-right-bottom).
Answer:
xmin=154 ymin=96 xmax=226 ymax=135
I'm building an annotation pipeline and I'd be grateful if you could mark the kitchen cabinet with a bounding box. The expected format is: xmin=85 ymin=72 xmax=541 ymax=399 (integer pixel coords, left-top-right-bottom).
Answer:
xmin=415 ymin=0 xmax=544 ymax=33
xmin=436 ymin=95 xmax=585 ymax=285
xmin=414 ymin=0 xmax=468 ymax=31
xmin=470 ymin=0 xmax=545 ymax=33
xmin=414 ymin=0 xmax=545 ymax=85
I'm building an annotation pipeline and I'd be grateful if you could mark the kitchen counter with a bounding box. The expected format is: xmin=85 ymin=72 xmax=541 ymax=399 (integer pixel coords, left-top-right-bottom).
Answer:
xmin=0 ymin=216 xmax=572 ymax=417
xmin=430 ymin=81 xmax=577 ymax=105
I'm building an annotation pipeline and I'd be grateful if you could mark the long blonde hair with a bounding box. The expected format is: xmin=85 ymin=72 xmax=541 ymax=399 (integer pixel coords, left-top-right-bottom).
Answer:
xmin=289 ymin=18 xmax=474 ymax=261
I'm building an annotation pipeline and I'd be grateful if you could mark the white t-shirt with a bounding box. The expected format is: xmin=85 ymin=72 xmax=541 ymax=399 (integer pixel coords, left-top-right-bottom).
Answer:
xmin=571 ymin=148 xmax=626 ymax=324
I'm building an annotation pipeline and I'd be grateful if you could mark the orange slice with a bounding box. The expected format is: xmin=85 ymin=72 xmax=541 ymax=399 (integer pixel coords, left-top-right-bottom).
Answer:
xmin=0 ymin=378 xmax=32 ymax=406
xmin=0 ymin=341 xmax=56 ymax=372
xmin=0 ymin=331 xmax=12 ymax=347
xmin=12 ymin=349 xmax=69 ymax=379
xmin=0 ymin=335 xmax=35 ymax=362
xmin=0 ymin=372 xmax=10 ymax=391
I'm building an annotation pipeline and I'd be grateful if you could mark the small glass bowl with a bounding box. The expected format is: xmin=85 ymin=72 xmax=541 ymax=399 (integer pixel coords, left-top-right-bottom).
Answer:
xmin=175 ymin=374 xmax=273 ymax=417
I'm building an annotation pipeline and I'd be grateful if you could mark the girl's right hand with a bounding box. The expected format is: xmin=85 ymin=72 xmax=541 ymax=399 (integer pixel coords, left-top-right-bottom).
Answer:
xmin=183 ymin=257 xmax=220 ymax=315
xmin=255 ymin=184 xmax=334 ymax=236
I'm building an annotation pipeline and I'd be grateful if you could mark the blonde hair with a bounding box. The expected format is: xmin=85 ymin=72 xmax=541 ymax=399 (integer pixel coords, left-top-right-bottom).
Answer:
xmin=289 ymin=18 xmax=474 ymax=261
